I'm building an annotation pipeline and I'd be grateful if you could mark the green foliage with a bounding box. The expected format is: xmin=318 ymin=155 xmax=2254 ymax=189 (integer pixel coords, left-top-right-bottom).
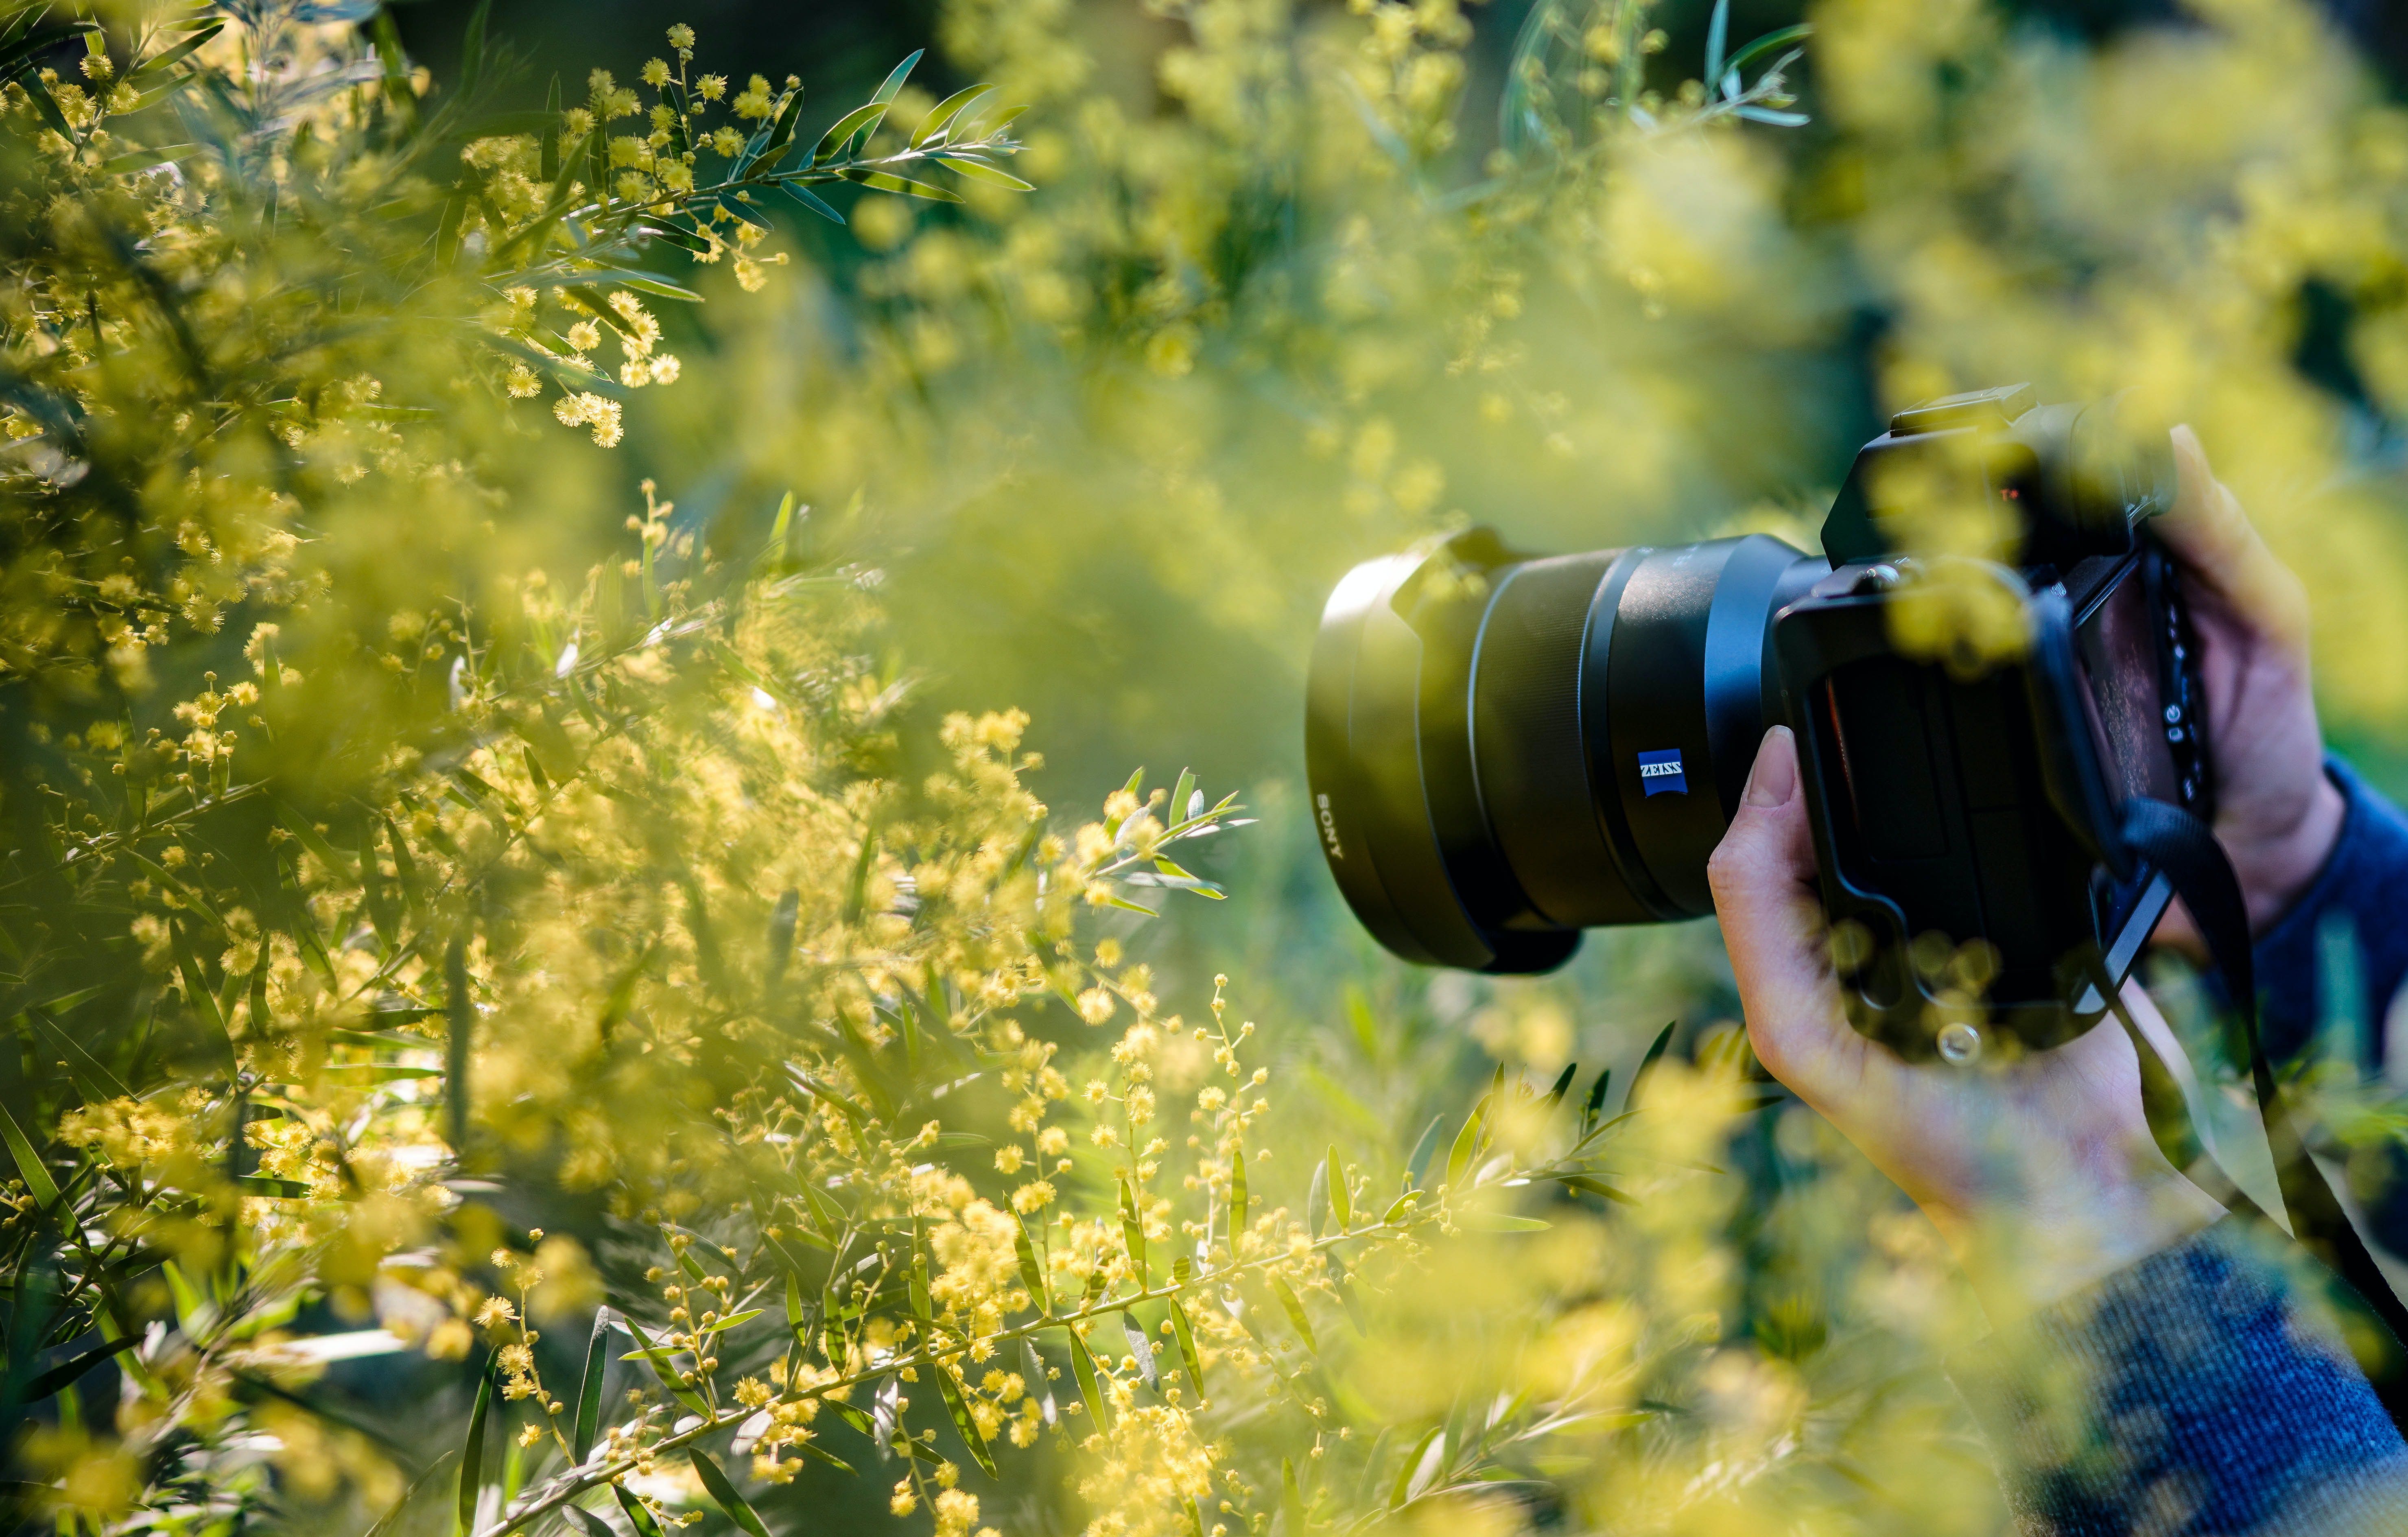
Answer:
xmin=9 ymin=0 xmax=2408 ymax=1534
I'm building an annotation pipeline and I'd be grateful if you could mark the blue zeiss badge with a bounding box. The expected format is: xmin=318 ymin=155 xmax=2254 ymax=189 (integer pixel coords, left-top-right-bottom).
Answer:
xmin=1637 ymin=749 xmax=1687 ymax=798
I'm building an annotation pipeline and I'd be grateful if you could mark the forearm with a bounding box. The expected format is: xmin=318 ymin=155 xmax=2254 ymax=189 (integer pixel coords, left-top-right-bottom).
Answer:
xmin=1950 ymin=1218 xmax=2408 ymax=1537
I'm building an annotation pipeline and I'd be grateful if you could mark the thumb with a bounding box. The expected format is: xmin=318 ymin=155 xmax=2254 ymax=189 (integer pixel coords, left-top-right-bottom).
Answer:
xmin=2157 ymin=424 xmax=2309 ymax=654
xmin=1708 ymin=726 xmax=1858 ymax=1095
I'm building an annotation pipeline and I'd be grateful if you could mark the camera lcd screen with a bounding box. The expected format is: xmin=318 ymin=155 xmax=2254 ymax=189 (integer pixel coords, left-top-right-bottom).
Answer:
xmin=2073 ymin=557 xmax=2181 ymax=808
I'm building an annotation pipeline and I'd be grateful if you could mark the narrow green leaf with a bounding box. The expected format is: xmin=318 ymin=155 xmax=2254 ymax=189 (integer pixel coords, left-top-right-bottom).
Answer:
xmin=1326 ymin=1146 xmax=1353 ymax=1229
xmin=0 ymin=1108 xmax=58 ymax=1214
xmin=1014 ymin=1214 xmax=1049 ymax=1313
xmin=1404 ymin=1113 xmax=1445 ymax=1191
xmin=100 ymin=142 xmax=199 ymax=175
xmin=1454 ymin=1211 xmax=1551 ymax=1232
xmin=1582 ymin=1069 xmax=1613 ymax=1130
xmin=837 ymin=166 xmax=964 ymax=202
xmin=780 ymin=181 xmax=845 ymax=224
xmin=869 ymin=48 xmax=924 ymax=106
xmin=1442 ymin=1103 xmax=1485 ymax=1191
xmin=1305 ymin=1156 xmax=1328 ymax=1239
xmin=932 ymin=153 xmax=1034 ymax=191
xmin=1557 ymin=1174 xmax=1637 ymax=1206
xmin=932 ymin=1362 xmax=998 ymax=1476
xmin=615 ymin=1485 xmax=669 ymax=1537
xmin=1378 ymin=1190 xmax=1420 ymax=1223
xmin=696 ymin=1307 xmax=763 ymax=1337
xmin=573 ymin=1307 xmax=610 ymax=1463
xmin=1067 ymin=1328 xmax=1108 ymax=1430
xmin=812 ymin=101 xmax=888 ymax=165
xmin=914 ymin=83 xmax=993 ymax=146
xmin=1168 ymin=1295 xmax=1204 ymax=1396
xmin=1721 ymin=23 xmax=1813 ymax=80
xmin=457 ymin=1353 xmax=494 ymax=1533
xmin=607 ymin=273 xmax=703 ymax=302
xmin=20 ymin=1335 xmax=139 ymax=1401
xmin=1626 ymin=1022 xmax=1676 ymax=1113
xmin=688 ymin=1447 xmax=771 ymax=1537
xmin=621 ymin=1315 xmax=710 ymax=1414
xmin=1268 ymin=1276 xmax=1316 ymax=1354
xmin=1119 ymin=1178 xmax=1147 ymax=1285
xmin=763 ymin=82 xmax=806 ymax=161
xmin=1391 ymin=1427 xmax=1443 ymax=1508
xmin=1122 ymin=1311 xmax=1158 ymax=1391
xmin=278 ymin=803 xmax=358 ymax=884
xmin=1543 ymin=1062 xmax=1578 ymax=1112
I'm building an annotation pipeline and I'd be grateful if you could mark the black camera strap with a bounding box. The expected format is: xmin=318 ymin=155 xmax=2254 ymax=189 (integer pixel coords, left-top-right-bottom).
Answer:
xmin=2115 ymin=794 xmax=2408 ymax=1426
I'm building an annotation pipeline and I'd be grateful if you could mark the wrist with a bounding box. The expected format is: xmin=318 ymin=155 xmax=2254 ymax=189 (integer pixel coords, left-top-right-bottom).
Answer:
xmin=2227 ymin=770 xmax=2345 ymax=934
xmin=1923 ymin=1165 xmax=2225 ymax=1328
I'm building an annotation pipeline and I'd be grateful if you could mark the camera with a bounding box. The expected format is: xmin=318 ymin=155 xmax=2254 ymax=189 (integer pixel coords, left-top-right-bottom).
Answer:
xmin=1304 ymin=384 xmax=2208 ymax=1061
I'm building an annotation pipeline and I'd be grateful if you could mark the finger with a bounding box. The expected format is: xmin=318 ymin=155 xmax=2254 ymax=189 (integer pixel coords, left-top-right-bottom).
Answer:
xmin=2152 ymin=425 xmax=2310 ymax=655
xmin=1707 ymin=726 xmax=1866 ymax=1106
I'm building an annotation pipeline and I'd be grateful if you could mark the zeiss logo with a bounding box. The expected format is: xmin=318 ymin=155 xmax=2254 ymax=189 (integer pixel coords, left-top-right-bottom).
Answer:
xmin=1637 ymin=750 xmax=1687 ymax=797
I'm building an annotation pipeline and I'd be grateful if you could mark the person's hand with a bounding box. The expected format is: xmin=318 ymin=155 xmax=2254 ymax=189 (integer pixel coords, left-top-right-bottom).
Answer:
xmin=2152 ymin=426 xmax=2344 ymax=941
xmin=1708 ymin=726 xmax=2226 ymax=1325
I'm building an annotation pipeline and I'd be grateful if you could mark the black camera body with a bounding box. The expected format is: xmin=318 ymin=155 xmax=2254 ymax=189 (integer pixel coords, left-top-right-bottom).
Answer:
xmin=1305 ymin=385 xmax=2206 ymax=1059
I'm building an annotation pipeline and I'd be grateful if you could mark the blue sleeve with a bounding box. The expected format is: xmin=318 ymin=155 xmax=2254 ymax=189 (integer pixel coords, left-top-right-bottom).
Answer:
xmin=1950 ymin=1219 xmax=2408 ymax=1536
xmin=2253 ymin=756 xmax=2408 ymax=1069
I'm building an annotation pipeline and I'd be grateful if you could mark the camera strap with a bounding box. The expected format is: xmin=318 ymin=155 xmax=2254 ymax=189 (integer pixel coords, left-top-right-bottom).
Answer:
xmin=2116 ymin=794 xmax=2408 ymax=1425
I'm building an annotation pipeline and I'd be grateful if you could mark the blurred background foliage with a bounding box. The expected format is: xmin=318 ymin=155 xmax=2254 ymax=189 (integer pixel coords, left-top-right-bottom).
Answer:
xmin=12 ymin=0 xmax=2408 ymax=1531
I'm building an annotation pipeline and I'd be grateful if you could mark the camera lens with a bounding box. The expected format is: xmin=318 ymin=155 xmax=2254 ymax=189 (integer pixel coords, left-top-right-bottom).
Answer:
xmin=1305 ymin=529 xmax=1824 ymax=972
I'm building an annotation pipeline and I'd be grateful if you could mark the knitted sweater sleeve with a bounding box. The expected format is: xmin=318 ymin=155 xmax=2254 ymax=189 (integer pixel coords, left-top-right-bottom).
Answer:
xmin=1949 ymin=1218 xmax=2408 ymax=1536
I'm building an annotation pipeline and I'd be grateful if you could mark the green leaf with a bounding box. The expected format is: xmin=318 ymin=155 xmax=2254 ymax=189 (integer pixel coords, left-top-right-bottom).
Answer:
xmin=457 ymin=1353 xmax=494 ymax=1534
xmin=541 ymin=74 xmax=562 ymax=180
xmin=278 ymin=803 xmax=358 ymax=885
xmin=1229 ymin=1147 xmax=1248 ymax=1238
xmin=573 ymin=1307 xmax=610 ymax=1463
xmin=1378 ymin=1190 xmax=1420 ymax=1223
xmin=1326 ymin=1146 xmax=1352 ymax=1229
xmin=688 ymin=1447 xmax=771 ymax=1537
xmin=1404 ymin=1113 xmax=1444 ymax=1192
xmin=1454 ymin=1211 xmax=1550 ymax=1232
xmin=932 ymin=153 xmax=1034 ymax=192
xmin=1720 ymin=23 xmax=1812 ymax=80
xmin=605 ymin=273 xmax=703 ymax=303
xmin=235 ymin=1176 xmax=310 ymax=1198
xmin=780 ymin=181 xmax=846 ymax=224
xmin=1443 ymin=1102 xmax=1485 ymax=1191
xmin=1268 ymin=1276 xmax=1316 ymax=1354
xmin=1582 ymin=1069 xmax=1612 ymax=1131
xmin=20 ymin=1335 xmax=139 ymax=1401
xmin=1168 ymin=1295 xmax=1204 ymax=1396
xmin=1067 ymin=1328 xmax=1108 ymax=1430
xmin=932 ymin=1361 xmax=999 ymax=1476
xmin=99 ymin=142 xmax=200 ymax=176
xmin=1391 ymin=1427 xmax=1444 ymax=1508
xmin=695 ymin=1308 xmax=762 ymax=1337
xmin=812 ymin=101 xmax=889 ymax=165
xmin=914 ymin=83 xmax=994 ymax=146
xmin=869 ymin=48 xmax=924 ymax=107
xmin=1305 ymin=1155 xmax=1328 ymax=1239
xmin=761 ymin=83 xmax=806 ymax=163
xmin=1543 ymin=1062 xmax=1578 ymax=1112
xmin=1626 ymin=1022 xmax=1676 ymax=1113
xmin=615 ymin=1485 xmax=669 ymax=1537
xmin=1556 ymin=1174 xmax=1637 ymax=1206
xmin=621 ymin=1315 xmax=710 ymax=1415
xmin=1095 ymin=892 xmax=1158 ymax=917
xmin=126 ymin=19 xmax=219 ymax=79
xmin=836 ymin=166 xmax=964 ymax=202
xmin=1119 ymin=1178 xmax=1147 ymax=1285
xmin=715 ymin=192 xmax=775 ymax=231
xmin=1014 ymin=1214 xmax=1050 ymax=1313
